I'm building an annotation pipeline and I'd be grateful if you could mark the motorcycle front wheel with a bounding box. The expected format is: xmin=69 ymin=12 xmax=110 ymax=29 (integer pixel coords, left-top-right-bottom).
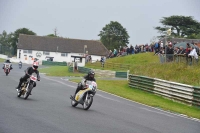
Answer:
xmin=6 ymin=70 xmax=9 ymax=76
xmin=83 ymin=95 xmax=93 ymax=110
xmin=24 ymin=84 xmax=33 ymax=100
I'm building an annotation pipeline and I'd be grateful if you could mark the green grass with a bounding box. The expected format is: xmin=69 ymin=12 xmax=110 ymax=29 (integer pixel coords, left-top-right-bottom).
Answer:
xmin=71 ymin=79 xmax=200 ymax=119
xmin=0 ymin=58 xmax=5 ymax=62
xmin=87 ymin=52 xmax=200 ymax=86
xmin=39 ymin=66 xmax=85 ymax=77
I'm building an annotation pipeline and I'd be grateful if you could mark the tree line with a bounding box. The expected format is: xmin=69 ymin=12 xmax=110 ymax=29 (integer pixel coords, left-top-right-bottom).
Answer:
xmin=1 ymin=15 xmax=200 ymax=55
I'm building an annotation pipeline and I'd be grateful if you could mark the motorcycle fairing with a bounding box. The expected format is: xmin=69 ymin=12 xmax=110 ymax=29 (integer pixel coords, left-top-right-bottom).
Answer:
xmin=75 ymin=88 xmax=90 ymax=101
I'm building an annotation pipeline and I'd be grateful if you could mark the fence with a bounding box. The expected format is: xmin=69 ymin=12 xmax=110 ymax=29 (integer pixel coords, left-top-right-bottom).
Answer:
xmin=78 ymin=67 xmax=91 ymax=73
xmin=42 ymin=61 xmax=67 ymax=66
xmin=91 ymin=61 xmax=130 ymax=70
xmin=115 ymin=71 xmax=128 ymax=78
xmin=68 ymin=66 xmax=74 ymax=72
xmin=159 ymin=54 xmax=199 ymax=65
xmin=129 ymin=75 xmax=200 ymax=107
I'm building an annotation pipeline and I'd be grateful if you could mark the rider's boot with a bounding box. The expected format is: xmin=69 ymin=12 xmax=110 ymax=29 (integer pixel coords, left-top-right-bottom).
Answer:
xmin=16 ymin=81 xmax=22 ymax=91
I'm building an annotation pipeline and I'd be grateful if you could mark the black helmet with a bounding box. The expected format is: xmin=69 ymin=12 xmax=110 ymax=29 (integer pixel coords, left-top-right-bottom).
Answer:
xmin=88 ymin=70 xmax=95 ymax=78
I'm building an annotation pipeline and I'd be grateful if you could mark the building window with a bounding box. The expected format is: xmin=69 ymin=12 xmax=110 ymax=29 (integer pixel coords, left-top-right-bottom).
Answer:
xmin=61 ymin=53 xmax=68 ymax=57
xmin=28 ymin=50 xmax=32 ymax=54
xmin=23 ymin=50 xmax=27 ymax=53
xmin=43 ymin=51 xmax=50 ymax=55
xmin=23 ymin=50 xmax=32 ymax=54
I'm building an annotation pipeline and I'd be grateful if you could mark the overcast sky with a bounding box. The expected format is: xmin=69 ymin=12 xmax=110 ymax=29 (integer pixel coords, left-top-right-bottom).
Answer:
xmin=0 ymin=0 xmax=200 ymax=46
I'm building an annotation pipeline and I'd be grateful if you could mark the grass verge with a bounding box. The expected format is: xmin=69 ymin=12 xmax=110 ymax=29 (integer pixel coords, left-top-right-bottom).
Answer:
xmin=86 ymin=53 xmax=200 ymax=86
xmin=70 ymin=79 xmax=200 ymax=119
xmin=39 ymin=66 xmax=85 ymax=77
xmin=0 ymin=58 xmax=5 ymax=62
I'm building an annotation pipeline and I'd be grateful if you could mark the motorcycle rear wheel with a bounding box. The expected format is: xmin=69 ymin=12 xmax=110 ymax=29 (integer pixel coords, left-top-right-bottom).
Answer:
xmin=17 ymin=90 xmax=23 ymax=97
xmin=71 ymin=99 xmax=78 ymax=107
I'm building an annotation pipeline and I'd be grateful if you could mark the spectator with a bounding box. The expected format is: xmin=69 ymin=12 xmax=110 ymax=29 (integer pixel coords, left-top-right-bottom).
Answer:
xmin=166 ymin=43 xmax=174 ymax=62
xmin=108 ymin=50 xmax=112 ymax=58
xmin=158 ymin=47 xmax=165 ymax=63
xmin=174 ymin=47 xmax=180 ymax=55
xmin=130 ymin=45 xmax=134 ymax=54
xmin=160 ymin=41 xmax=163 ymax=49
xmin=113 ymin=49 xmax=117 ymax=57
xmin=126 ymin=47 xmax=130 ymax=55
xmin=188 ymin=47 xmax=198 ymax=65
xmin=88 ymin=55 xmax=92 ymax=63
xmin=100 ymin=56 xmax=105 ymax=67
xmin=154 ymin=42 xmax=160 ymax=55
xmin=135 ymin=45 xmax=139 ymax=54
xmin=174 ymin=47 xmax=180 ymax=62
xmin=177 ymin=46 xmax=185 ymax=54
xmin=184 ymin=43 xmax=191 ymax=65
xmin=194 ymin=43 xmax=199 ymax=56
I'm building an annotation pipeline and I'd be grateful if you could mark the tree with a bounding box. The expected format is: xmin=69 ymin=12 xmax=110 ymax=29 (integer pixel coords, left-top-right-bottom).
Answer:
xmin=155 ymin=15 xmax=200 ymax=38
xmin=98 ymin=21 xmax=129 ymax=50
xmin=187 ymin=33 xmax=200 ymax=39
xmin=46 ymin=28 xmax=60 ymax=37
xmin=11 ymin=28 xmax=36 ymax=55
xmin=0 ymin=30 xmax=13 ymax=46
xmin=46 ymin=34 xmax=58 ymax=37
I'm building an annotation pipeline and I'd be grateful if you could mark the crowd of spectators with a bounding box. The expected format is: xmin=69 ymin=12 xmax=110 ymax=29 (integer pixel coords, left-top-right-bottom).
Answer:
xmin=85 ymin=40 xmax=200 ymax=67
xmin=106 ymin=40 xmax=199 ymax=65
xmin=107 ymin=44 xmax=155 ymax=58
xmin=154 ymin=41 xmax=199 ymax=65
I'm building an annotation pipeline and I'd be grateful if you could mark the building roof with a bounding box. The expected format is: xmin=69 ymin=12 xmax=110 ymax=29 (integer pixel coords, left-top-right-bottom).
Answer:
xmin=17 ymin=34 xmax=109 ymax=56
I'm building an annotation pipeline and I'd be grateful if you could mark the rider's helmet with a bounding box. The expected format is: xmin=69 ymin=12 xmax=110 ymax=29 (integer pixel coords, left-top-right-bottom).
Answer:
xmin=32 ymin=61 xmax=39 ymax=70
xmin=88 ymin=70 xmax=95 ymax=79
xmin=5 ymin=59 xmax=10 ymax=63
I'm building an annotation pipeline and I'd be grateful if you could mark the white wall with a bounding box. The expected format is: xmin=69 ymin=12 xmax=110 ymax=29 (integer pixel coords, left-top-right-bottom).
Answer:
xmin=17 ymin=49 xmax=91 ymax=66
xmin=90 ymin=55 xmax=101 ymax=62
xmin=0 ymin=54 xmax=20 ymax=63
xmin=0 ymin=54 xmax=8 ymax=59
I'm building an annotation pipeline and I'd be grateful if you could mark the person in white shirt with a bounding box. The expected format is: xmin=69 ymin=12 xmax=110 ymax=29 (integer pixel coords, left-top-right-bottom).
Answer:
xmin=188 ymin=47 xmax=198 ymax=65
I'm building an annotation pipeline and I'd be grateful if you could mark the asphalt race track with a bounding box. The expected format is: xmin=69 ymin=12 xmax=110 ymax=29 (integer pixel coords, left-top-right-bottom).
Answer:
xmin=0 ymin=63 xmax=200 ymax=133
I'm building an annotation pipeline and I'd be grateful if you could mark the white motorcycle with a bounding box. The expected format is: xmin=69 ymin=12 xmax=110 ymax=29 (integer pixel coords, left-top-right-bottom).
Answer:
xmin=70 ymin=81 xmax=97 ymax=110
xmin=17 ymin=74 xmax=38 ymax=100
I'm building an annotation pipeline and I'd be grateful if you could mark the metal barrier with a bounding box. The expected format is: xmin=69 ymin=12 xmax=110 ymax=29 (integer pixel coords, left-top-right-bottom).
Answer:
xmin=129 ymin=75 xmax=200 ymax=107
xmin=42 ymin=61 xmax=67 ymax=66
xmin=68 ymin=67 xmax=74 ymax=72
xmin=91 ymin=61 xmax=130 ymax=70
xmin=78 ymin=67 xmax=91 ymax=73
xmin=115 ymin=71 xmax=128 ymax=78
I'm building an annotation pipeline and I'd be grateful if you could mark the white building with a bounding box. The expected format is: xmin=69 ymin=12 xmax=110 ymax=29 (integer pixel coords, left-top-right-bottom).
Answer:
xmin=17 ymin=34 xmax=109 ymax=66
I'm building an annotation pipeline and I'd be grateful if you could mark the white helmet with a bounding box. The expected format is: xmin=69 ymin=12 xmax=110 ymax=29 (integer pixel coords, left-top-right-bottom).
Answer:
xmin=33 ymin=61 xmax=39 ymax=70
